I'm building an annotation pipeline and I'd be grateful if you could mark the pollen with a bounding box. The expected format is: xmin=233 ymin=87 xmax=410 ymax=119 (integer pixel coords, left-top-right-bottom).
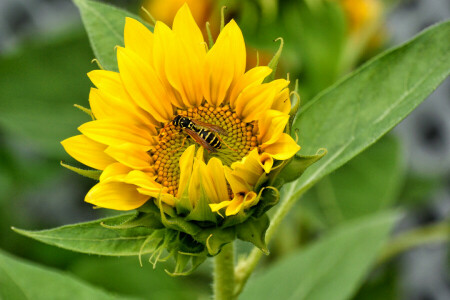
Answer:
xmin=149 ymin=104 xmax=258 ymax=195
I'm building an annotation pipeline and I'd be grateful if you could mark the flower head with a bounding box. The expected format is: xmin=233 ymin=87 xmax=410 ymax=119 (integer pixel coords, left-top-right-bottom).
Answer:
xmin=61 ymin=3 xmax=300 ymax=271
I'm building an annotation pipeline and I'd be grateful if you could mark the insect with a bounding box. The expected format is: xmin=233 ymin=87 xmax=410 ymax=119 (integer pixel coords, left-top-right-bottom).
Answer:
xmin=171 ymin=115 xmax=230 ymax=153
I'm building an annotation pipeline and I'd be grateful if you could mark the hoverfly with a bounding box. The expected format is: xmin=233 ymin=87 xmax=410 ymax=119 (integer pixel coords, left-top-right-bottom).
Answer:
xmin=170 ymin=115 xmax=230 ymax=153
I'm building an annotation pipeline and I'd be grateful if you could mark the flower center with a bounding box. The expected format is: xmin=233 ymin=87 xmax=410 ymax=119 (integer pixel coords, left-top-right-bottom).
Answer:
xmin=149 ymin=103 xmax=258 ymax=195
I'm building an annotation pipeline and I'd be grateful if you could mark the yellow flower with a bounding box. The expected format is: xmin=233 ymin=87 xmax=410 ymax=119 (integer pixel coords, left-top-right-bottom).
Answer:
xmin=142 ymin=0 xmax=213 ymax=28
xmin=340 ymin=0 xmax=382 ymax=32
xmin=61 ymin=4 xmax=300 ymax=218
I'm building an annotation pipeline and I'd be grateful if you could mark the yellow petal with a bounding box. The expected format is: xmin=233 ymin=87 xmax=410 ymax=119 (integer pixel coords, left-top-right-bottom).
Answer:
xmin=177 ymin=145 xmax=196 ymax=197
xmin=230 ymin=149 xmax=264 ymax=187
xmin=234 ymin=83 xmax=277 ymax=122
xmin=152 ymin=22 xmax=186 ymax=108
xmin=242 ymin=191 xmax=258 ymax=209
xmin=262 ymin=133 xmax=301 ymax=160
xmin=172 ymin=3 xmax=205 ymax=62
xmin=85 ymin=181 xmax=149 ymax=210
xmin=165 ymin=31 xmax=204 ymax=107
xmin=209 ymin=201 xmax=231 ymax=213
xmin=137 ymin=188 xmax=175 ymax=206
xmin=229 ymin=66 xmax=272 ymax=108
xmin=100 ymin=162 xmax=132 ymax=181
xmin=258 ymin=152 xmax=274 ymax=173
xmin=186 ymin=147 xmax=206 ymax=205
xmin=225 ymin=195 xmax=244 ymax=216
xmin=201 ymin=158 xmax=229 ymax=204
xmin=271 ymin=88 xmax=291 ymax=114
xmin=87 ymin=71 xmax=159 ymax=127
xmin=61 ymin=135 xmax=115 ymax=170
xmin=122 ymin=170 xmax=160 ymax=191
xmin=224 ymin=167 xmax=251 ymax=194
xmin=124 ymin=17 xmax=154 ymax=65
xmin=257 ymin=109 xmax=289 ymax=145
xmin=203 ymin=20 xmax=246 ymax=106
xmin=225 ymin=191 xmax=258 ymax=216
xmin=104 ymin=143 xmax=153 ymax=170
xmin=79 ymin=119 xmax=155 ymax=147
xmin=117 ymin=47 xmax=173 ymax=122
xmin=188 ymin=155 xmax=202 ymax=207
xmin=235 ymin=79 xmax=289 ymax=122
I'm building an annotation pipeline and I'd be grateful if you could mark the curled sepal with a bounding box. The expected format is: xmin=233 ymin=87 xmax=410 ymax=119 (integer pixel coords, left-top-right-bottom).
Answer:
xmin=60 ymin=161 xmax=101 ymax=180
xmin=101 ymin=211 xmax=163 ymax=230
xmin=165 ymin=252 xmax=208 ymax=276
xmin=236 ymin=214 xmax=270 ymax=254
xmin=275 ymin=148 xmax=327 ymax=185
xmin=265 ymin=37 xmax=284 ymax=83
xmin=288 ymin=79 xmax=300 ymax=131
xmin=175 ymin=187 xmax=192 ymax=216
xmin=253 ymin=187 xmax=280 ymax=218
xmin=193 ymin=227 xmax=236 ymax=256
xmin=159 ymin=206 xmax=202 ymax=236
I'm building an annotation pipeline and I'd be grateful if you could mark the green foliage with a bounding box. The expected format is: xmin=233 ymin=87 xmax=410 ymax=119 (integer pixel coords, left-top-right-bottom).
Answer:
xmin=289 ymin=21 xmax=450 ymax=203
xmin=240 ymin=212 xmax=398 ymax=300
xmin=0 ymin=31 xmax=92 ymax=157
xmin=276 ymin=148 xmax=327 ymax=186
xmin=12 ymin=214 xmax=154 ymax=256
xmin=3 ymin=0 xmax=449 ymax=298
xmin=236 ymin=215 xmax=270 ymax=254
xmin=73 ymin=0 xmax=152 ymax=72
xmin=302 ymin=135 xmax=404 ymax=226
xmin=0 ymin=250 xmax=131 ymax=300
xmin=69 ymin=256 xmax=208 ymax=299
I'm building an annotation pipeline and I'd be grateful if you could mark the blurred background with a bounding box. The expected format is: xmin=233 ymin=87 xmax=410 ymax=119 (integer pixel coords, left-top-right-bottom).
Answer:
xmin=0 ymin=0 xmax=448 ymax=299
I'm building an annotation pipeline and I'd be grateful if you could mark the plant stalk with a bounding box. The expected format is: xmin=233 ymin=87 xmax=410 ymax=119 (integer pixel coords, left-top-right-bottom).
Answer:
xmin=214 ymin=242 xmax=235 ymax=300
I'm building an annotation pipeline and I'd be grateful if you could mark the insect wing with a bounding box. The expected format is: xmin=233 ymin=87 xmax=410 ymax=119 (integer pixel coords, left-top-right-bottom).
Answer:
xmin=190 ymin=119 xmax=228 ymax=136
xmin=184 ymin=129 xmax=217 ymax=152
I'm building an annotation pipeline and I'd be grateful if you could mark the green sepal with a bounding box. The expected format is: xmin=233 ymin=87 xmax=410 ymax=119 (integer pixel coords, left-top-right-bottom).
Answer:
xmin=252 ymin=187 xmax=280 ymax=218
xmin=100 ymin=211 xmax=138 ymax=228
xmin=254 ymin=172 xmax=269 ymax=192
xmin=264 ymin=37 xmax=284 ymax=83
xmin=73 ymin=104 xmax=94 ymax=120
xmin=221 ymin=210 xmax=251 ymax=228
xmin=275 ymin=148 xmax=327 ymax=185
xmin=175 ymin=186 xmax=192 ymax=216
xmin=60 ymin=161 xmax=100 ymax=180
xmin=101 ymin=211 xmax=163 ymax=230
xmin=236 ymin=214 xmax=270 ymax=254
xmin=176 ymin=232 xmax=204 ymax=254
xmin=185 ymin=186 xmax=218 ymax=223
xmin=288 ymin=79 xmax=300 ymax=131
xmin=165 ymin=252 xmax=208 ymax=276
xmin=158 ymin=199 xmax=202 ymax=236
xmin=193 ymin=227 xmax=236 ymax=256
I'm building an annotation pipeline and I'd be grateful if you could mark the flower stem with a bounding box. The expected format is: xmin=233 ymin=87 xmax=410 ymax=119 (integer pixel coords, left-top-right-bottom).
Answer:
xmin=234 ymin=183 xmax=300 ymax=296
xmin=214 ymin=242 xmax=235 ymax=300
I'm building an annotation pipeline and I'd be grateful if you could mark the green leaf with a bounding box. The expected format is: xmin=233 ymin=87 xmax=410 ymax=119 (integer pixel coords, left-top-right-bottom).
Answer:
xmin=12 ymin=214 xmax=156 ymax=256
xmin=69 ymin=256 xmax=208 ymax=299
xmin=236 ymin=214 xmax=270 ymax=254
xmin=240 ymin=212 xmax=398 ymax=300
xmin=0 ymin=249 xmax=132 ymax=300
xmin=277 ymin=148 xmax=327 ymax=185
xmin=289 ymin=21 xmax=450 ymax=203
xmin=73 ymin=0 xmax=152 ymax=72
xmin=302 ymin=135 xmax=404 ymax=225
xmin=0 ymin=30 xmax=93 ymax=157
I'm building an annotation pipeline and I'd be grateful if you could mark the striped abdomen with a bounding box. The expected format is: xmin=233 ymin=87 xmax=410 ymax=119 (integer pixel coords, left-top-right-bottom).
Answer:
xmin=194 ymin=127 xmax=222 ymax=149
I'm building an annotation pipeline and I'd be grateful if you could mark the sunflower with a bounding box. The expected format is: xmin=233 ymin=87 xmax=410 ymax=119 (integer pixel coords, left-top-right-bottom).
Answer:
xmin=61 ymin=4 xmax=300 ymax=219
